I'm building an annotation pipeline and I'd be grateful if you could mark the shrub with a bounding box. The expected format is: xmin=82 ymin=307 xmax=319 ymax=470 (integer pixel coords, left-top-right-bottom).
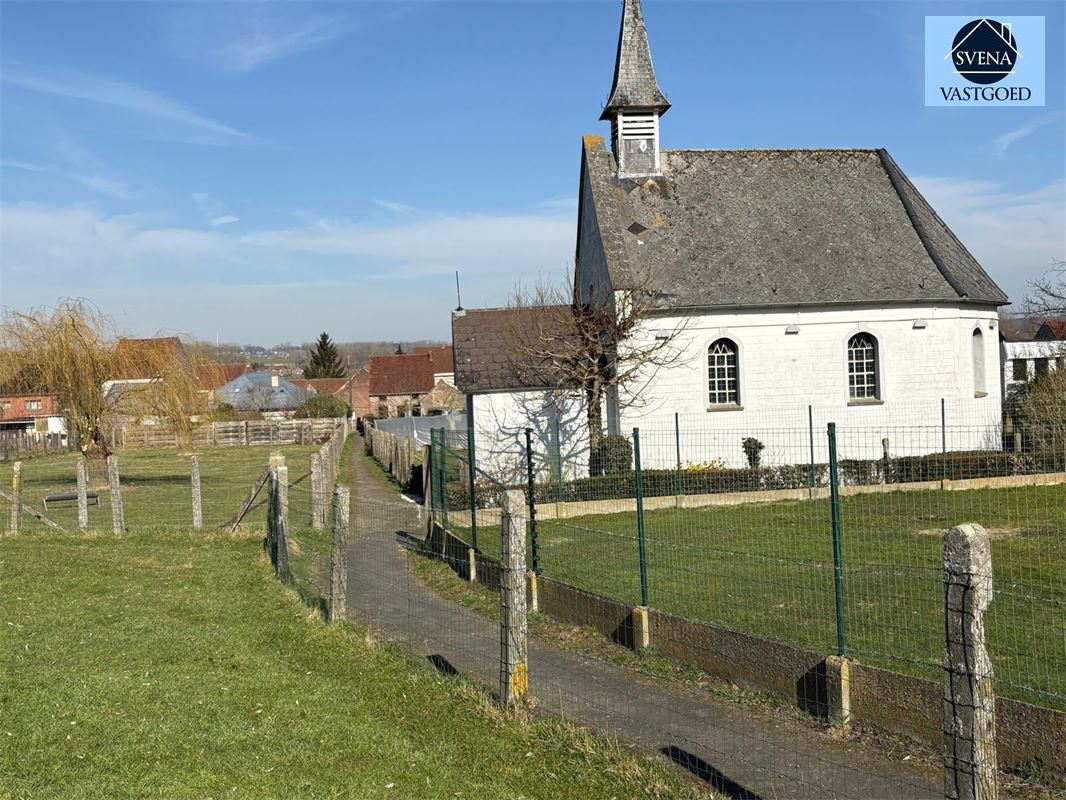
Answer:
xmin=294 ymin=394 xmax=349 ymax=419
xmin=590 ymin=434 xmax=633 ymax=476
xmin=742 ymin=437 xmax=765 ymax=469
xmin=208 ymin=402 xmax=240 ymax=422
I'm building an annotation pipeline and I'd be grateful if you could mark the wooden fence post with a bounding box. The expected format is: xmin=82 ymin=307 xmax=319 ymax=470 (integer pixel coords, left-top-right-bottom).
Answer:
xmin=311 ymin=452 xmax=324 ymax=530
xmin=943 ymin=523 xmax=997 ymax=800
xmin=76 ymin=458 xmax=89 ymax=531
xmin=327 ymin=484 xmax=350 ymax=623
xmin=190 ymin=455 xmax=203 ymax=530
xmin=10 ymin=461 xmax=23 ymax=535
xmin=499 ymin=488 xmax=528 ymax=707
xmin=270 ymin=463 xmax=291 ymax=582
xmin=107 ymin=455 xmax=125 ymax=536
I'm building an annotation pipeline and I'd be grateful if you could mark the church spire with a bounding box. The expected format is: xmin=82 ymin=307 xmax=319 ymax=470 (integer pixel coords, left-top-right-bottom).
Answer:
xmin=601 ymin=0 xmax=669 ymax=178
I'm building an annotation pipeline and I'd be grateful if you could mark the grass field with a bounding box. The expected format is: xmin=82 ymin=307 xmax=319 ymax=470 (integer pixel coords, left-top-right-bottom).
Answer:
xmin=448 ymin=482 xmax=1066 ymax=709
xmin=0 ymin=527 xmax=712 ymax=799
xmin=1 ymin=446 xmax=318 ymax=533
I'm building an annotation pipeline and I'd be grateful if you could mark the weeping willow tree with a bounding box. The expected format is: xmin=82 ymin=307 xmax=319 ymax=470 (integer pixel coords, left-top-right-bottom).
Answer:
xmin=0 ymin=299 xmax=205 ymax=483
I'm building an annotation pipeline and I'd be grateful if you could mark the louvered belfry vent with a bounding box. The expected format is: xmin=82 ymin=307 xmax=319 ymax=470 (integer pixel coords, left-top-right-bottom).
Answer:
xmin=614 ymin=110 xmax=660 ymax=178
xmin=600 ymin=1 xmax=668 ymax=179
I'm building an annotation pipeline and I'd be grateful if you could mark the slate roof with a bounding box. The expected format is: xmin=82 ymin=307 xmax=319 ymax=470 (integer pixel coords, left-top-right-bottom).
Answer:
xmin=215 ymin=372 xmax=310 ymax=411
xmin=1035 ymin=320 xmax=1066 ymax=341
xmin=411 ymin=345 xmax=456 ymax=375
xmin=452 ymin=306 xmax=580 ymax=394
xmin=579 ymin=136 xmax=1009 ymax=307
xmin=368 ymin=354 xmax=436 ymax=397
xmin=601 ymin=0 xmax=669 ymax=119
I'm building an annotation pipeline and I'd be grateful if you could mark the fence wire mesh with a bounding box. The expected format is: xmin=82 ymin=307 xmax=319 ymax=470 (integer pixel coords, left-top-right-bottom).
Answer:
xmin=352 ymin=409 xmax=1066 ymax=798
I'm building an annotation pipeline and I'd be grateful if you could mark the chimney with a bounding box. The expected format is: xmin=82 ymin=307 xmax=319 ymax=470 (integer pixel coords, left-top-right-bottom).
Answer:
xmin=271 ymin=373 xmax=279 ymax=388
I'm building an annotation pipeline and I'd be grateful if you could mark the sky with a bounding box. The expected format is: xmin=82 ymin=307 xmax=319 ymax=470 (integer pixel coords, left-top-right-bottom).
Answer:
xmin=1 ymin=0 xmax=1063 ymax=346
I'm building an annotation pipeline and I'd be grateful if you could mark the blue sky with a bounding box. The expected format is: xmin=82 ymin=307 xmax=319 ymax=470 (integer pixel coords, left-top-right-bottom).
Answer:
xmin=1 ymin=0 xmax=1063 ymax=345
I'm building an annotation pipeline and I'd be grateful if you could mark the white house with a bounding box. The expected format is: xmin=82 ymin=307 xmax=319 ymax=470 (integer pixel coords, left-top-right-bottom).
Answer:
xmin=455 ymin=0 xmax=1010 ymax=472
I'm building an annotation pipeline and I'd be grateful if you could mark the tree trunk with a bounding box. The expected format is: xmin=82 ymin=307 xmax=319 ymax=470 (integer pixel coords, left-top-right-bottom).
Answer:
xmin=587 ymin=384 xmax=605 ymax=477
xmin=82 ymin=441 xmax=111 ymax=490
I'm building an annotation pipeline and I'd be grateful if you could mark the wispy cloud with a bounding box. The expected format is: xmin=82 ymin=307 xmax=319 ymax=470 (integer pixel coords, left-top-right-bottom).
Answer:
xmin=913 ymin=175 xmax=1065 ymax=304
xmin=2 ymin=68 xmax=250 ymax=144
xmin=210 ymin=215 xmax=240 ymax=227
xmin=1 ymin=158 xmax=128 ymax=197
xmin=992 ymin=111 xmax=1064 ymax=158
xmin=214 ymin=15 xmax=349 ymax=73
xmin=0 ymin=199 xmax=574 ymax=339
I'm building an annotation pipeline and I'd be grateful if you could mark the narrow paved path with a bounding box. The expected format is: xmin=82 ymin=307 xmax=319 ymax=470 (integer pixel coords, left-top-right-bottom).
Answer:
xmin=346 ymin=436 xmax=938 ymax=799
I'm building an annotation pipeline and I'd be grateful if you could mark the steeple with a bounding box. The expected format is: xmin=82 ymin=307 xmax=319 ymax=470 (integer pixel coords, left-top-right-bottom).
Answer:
xmin=601 ymin=0 xmax=669 ymax=178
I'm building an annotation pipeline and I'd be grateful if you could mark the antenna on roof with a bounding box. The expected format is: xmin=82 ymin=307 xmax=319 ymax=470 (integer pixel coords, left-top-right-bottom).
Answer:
xmin=455 ymin=271 xmax=464 ymax=312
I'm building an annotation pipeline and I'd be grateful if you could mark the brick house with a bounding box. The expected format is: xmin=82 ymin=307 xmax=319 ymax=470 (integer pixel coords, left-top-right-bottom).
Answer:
xmin=368 ymin=349 xmax=462 ymax=418
xmin=0 ymin=394 xmax=66 ymax=437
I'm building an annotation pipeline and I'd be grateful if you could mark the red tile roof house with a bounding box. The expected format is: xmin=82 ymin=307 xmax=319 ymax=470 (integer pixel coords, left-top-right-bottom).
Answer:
xmin=195 ymin=363 xmax=253 ymax=405
xmin=290 ymin=370 xmax=371 ymax=417
xmin=0 ymin=394 xmax=66 ymax=438
xmin=367 ymin=351 xmax=462 ymax=418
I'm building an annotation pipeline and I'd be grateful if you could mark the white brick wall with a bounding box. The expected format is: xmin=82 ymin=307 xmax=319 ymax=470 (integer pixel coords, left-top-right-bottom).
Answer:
xmin=618 ymin=303 xmax=1003 ymax=467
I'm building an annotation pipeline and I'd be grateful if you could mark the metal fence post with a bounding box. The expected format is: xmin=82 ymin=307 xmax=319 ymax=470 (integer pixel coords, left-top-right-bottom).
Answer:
xmin=499 ymin=488 xmax=529 ymax=707
xmin=524 ymin=428 xmax=539 ymax=575
xmin=827 ymin=423 xmax=846 ymax=657
xmin=808 ymin=404 xmax=816 ymax=489
xmin=76 ymin=458 xmax=89 ymax=531
xmin=466 ymin=421 xmax=478 ymax=551
xmin=327 ymin=484 xmax=350 ymax=623
xmin=107 ymin=455 xmax=124 ymax=536
xmin=190 ymin=455 xmax=203 ymax=531
xmin=553 ymin=413 xmax=563 ymax=505
xmin=943 ymin=523 xmax=997 ymax=800
xmin=633 ymin=428 xmax=649 ymax=608
xmin=10 ymin=460 xmax=23 ymax=535
xmin=941 ymin=397 xmax=948 ymax=485
xmin=674 ymin=412 xmax=682 ymax=498
xmin=440 ymin=431 xmax=450 ymax=534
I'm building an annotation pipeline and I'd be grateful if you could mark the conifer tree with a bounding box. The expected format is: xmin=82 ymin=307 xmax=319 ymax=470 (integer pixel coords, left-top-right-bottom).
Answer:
xmin=304 ymin=332 xmax=346 ymax=379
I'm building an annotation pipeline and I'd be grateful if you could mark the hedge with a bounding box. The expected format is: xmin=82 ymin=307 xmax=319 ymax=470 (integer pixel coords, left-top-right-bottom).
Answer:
xmin=441 ymin=449 xmax=1066 ymax=509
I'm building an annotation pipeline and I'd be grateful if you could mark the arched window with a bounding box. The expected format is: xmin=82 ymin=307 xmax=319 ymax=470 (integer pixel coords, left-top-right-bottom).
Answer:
xmin=708 ymin=339 xmax=739 ymax=406
xmin=847 ymin=333 xmax=879 ymax=400
xmin=972 ymin=329 xmax=986 ymax=395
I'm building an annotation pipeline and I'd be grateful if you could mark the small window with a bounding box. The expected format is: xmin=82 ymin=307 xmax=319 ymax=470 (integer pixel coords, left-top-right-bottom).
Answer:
xmin=707 ymin=339 xmax=739 ymax=405
xmin=972 ymin=329 xmax=986 ymax=395
xmin=1035 ymin=358 xmax=1049 ymax=376
xmin=847 ymin=334 xmax=879 ymax=400
xmin=1012 ymin=359 xmax=1028 ymax=381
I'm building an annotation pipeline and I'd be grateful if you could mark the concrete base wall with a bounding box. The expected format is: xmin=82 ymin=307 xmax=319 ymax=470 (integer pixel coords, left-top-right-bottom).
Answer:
xmin=421 ymin=524 xmax=1065 ymax=775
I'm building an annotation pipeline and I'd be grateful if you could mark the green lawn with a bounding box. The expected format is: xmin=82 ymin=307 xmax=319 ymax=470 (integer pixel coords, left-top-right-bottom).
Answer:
xmin=1 ymin=446 xmax=317 ymax=533
xmin=0 ymin=529 xmax=710 ymax=799
xmin=447 ymin=483 xmax=1066 ymax=709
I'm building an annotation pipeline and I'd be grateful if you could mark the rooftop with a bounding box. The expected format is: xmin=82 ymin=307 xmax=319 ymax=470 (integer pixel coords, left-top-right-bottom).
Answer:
xmin=580 ymin=137 xmax=1009 ymax=308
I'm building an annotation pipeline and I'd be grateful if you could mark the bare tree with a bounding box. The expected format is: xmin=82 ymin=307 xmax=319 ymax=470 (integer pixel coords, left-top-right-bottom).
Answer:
xmin=505 ymin=279 xmax=686 ymax=473
xmin=1024 ymin=258 xmax=1066 ymax=318
xmin=0 ymin=299 xmax=204 ymax=482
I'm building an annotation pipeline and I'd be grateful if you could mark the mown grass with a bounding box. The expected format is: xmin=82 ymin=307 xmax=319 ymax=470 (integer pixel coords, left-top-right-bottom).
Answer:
xmin=0 ymin=529 xmax=712 ymax=799
xmin=447 ymin=483 xmax=1066 ymax=709
xmin=0 ymin=445 xmax=317 ymax=533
